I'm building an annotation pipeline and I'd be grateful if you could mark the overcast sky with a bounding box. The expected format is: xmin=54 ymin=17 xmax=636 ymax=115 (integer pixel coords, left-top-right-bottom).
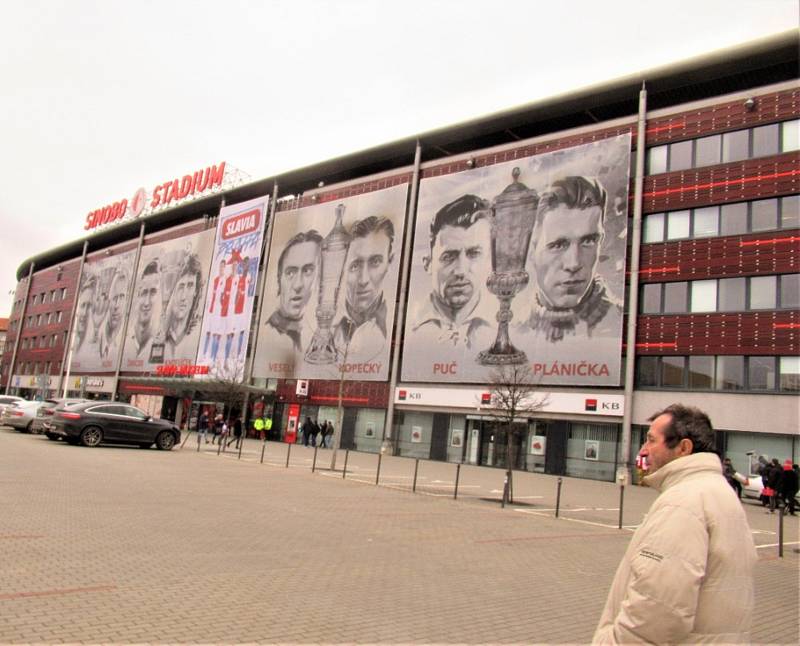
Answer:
xmin=1 ymin=0 xmax=797 ymax=315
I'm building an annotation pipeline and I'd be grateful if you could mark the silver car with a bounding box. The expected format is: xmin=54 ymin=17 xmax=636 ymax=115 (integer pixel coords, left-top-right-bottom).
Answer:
xmin=38 ymin=398 xmax=90 ymax=437
xmin=1 ymin=400 xmax=42 ymax=432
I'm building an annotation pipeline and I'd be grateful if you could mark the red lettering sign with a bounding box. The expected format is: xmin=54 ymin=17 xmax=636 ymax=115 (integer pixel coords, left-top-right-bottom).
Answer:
xmin=221 ymin=208 xmax=261 ymax=240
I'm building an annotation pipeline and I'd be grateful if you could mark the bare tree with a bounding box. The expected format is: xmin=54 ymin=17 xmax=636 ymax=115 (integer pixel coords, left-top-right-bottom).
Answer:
xmin=483 ymin=363 xmax=548 ymax=505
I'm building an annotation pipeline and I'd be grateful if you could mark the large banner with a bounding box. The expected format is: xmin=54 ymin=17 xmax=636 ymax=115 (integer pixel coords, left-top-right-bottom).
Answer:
xmin=253 ymin=184 xmax=408 ymax=381
xmin=401 ymin=135 xmax=631 ymax=385
xmin=195 ymin=195 xmax=269 ymax=381
xmin=70 ymin=249 xmax=136 ymax=372
xmin=120 ymin=228 xmax=215 ymax=372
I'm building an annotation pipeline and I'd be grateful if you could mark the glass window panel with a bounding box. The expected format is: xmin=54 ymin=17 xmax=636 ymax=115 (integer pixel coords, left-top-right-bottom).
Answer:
xmin=661 ymin=356 xmax=686 ymax=387
xmin=666 ymin=210 xmax=690 ymax=240
xmin=691 ymin=280 xmax=717 ymax=312
xmin=779 ymin=356 xmax=800 ymax=392
xmin=641 ymin=283 xmax=662 ymax=313
xmin=779 ymin=274 xmax=799 ymax=309
xmin=663 ymin=282 xmax=688 ymax=313
xmin=647 ymin=145 xmax=668 ymax=174
xmin=748 ymin=356 xmax=776 ymax=390
xmin=716 ymin=355 xmax=744 ymax=390
xmin=668 ymin=140 xmax=693 ymax=171
xmin=694 ymin=134 xmax=721 ymax=167
xmin=750 ymin=198 xmax=778 ymax=232
xmin=749 ymin=275 xmax=776 ymax=309
xmin=643 ymin=213 xmax=665 ymax=243
xmin=692 ymin=206 xmax=719 ymax=238
xmin=780 ymin=195 xmax=800 ymax=229
xmin=781 ymin=119 xmax=799 ymax=152
xmin=751 ymin=123 xmax=780 ymax=157
xmin=718 ymin=277 xmax=746 ymax=312
xmin=635 ymin=356 xmax=659 ymax=387
xmin=688 ymin=356 xmax=714 ymax=389
xmin=720 ymin=202 xmax=748 ymax=236
xmin=722 ymin=129 xmax=750 ymax=163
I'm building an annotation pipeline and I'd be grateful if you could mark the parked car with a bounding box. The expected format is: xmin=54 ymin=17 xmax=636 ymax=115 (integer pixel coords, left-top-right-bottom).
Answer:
xmin=0 ymin=395 xmax=27 ymax=418
xmin=35 ymin=398 xmax=90 ymax=435
xmin=1 ymin=400 xmax=42 ymax=432
xmin=48 ymin=402 xmax=181 ymax=450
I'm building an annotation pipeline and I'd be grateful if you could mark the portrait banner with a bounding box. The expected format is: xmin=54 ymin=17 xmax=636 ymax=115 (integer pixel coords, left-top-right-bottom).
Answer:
xmin=401 ymin=135 xmax=631 ymax=385
xmin=253 ymin=183 xmax=408 ymax=381
xmin=121 ymin=228 xmax=215 ymax=372
xmin=195 ymin=195 xmax=269 ymax=381
xmin=69 ymin=249 xmax=136 ymax=372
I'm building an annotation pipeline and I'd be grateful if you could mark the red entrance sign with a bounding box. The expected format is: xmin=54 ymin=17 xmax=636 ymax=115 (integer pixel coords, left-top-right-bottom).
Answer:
xmin=285 ymin=403 xmax=300 ymax=444
xmin=154 ymin=364 xmax=210 ymax=377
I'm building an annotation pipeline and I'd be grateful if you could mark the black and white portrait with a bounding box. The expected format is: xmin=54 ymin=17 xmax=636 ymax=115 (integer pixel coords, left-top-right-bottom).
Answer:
xmin=402 ymin=135 xmax=630 ymax=385
xmin=122 ymin=228 xmax=215 ymax=372
xmin=254 ymin=183 xmax=408 ymax=381
xmin=70 ymin=248 xmax=136 ymax=373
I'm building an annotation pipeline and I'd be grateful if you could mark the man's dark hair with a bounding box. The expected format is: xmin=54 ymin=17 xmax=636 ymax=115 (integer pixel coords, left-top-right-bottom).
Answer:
xmin=276 ymin=230 xmax=322 ymax=292
xmin=429 ymin=194 xmax=490 ymax=252
xmin=536 ymin=176 xmax=607 ymax=229
xmin=647 ymin=404 xmax=716 ymax=453
xmin=142 ymin=260 xmax=160 ymax=278
xmin=350 ymin=215 xmax=395 ymax=257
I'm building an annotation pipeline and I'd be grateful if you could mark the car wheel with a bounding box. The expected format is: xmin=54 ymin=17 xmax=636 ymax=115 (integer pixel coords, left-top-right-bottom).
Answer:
xmin=25 ymin=421 xmax=34 ymax=434
xmin=46 ymin=433 xmax=59 ymax=441
xmin=80 ymin=426 xmax=103 ymax=448
xmin=155 ymin=431 xmax=176 ymax=451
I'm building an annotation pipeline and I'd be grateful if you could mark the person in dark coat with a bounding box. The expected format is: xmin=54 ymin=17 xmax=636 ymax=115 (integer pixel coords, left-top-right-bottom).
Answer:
xmin=766 ymin=458 xmax=784 ymax=513
xmin=228 ymin=416 xmax=243 ymax=449
xmin=301 ymin=417 xmax=314 ymax=446
xmin=779 ymin=460 xmax=798 ymax=515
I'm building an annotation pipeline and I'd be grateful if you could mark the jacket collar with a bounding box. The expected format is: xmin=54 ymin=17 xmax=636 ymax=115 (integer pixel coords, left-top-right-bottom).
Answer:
xmin=643 ymin=452 xmax=723 ymax=493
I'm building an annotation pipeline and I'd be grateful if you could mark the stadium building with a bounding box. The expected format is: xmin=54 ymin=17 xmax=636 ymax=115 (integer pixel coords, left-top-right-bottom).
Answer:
xmin=2 ymin=30 xmax=797 ymax=481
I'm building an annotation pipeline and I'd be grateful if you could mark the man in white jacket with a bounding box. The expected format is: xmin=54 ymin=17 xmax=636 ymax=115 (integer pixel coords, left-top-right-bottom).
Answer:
xmin=593 ymin=404 xmax=757 ymax=644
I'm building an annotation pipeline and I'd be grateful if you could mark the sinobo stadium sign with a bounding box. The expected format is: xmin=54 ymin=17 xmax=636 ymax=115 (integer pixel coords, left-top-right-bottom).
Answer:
xmin=84 ymin=161 xmax=227 ymax=231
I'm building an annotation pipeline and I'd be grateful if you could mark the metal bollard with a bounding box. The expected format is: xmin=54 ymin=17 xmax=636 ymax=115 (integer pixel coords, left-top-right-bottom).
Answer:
xmin=342 ymin=449 xmax=349 ymax=479
xmin=285 ymin=442 xmax=292 ymax=468
xmin=196 ymin=435 xmax=201 ymax=452
xmin=618 ymin=484 xmax=625 ymax=530
xmin=375 ymin=452 xmax=382 ymax=485
xmin=501 ymin=474 xmax=508 ymax=508
xmin=412 ymin=458 xmax=419 ymax=492
xmin=217 ymin=437 xmax=222 ymax=456
xmin=260 ymin=440 xmax=266 ymax=464
xmin=555 ymin=477 xmax=563 ymax=518
xmin=778 ymin=506 xmax=785 ymax=558
xmin=454 ymin=463 xmax=461 ymax=500
xmin=237 ymin=437 xmax=243 ymax=460
xmin=312 ymin=445 xmax=318 ymax=473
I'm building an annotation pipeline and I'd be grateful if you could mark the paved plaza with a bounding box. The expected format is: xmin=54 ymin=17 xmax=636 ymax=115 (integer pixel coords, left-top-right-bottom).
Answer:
xmin=1 ymin=427 xmax=798 ymax=644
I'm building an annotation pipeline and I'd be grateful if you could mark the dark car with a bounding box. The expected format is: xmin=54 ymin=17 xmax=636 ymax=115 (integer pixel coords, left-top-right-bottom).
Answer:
xmin=36 ymin=398 xmax=90 ymax=435
xmin=48 ymin=402 xmax=181 ymax=450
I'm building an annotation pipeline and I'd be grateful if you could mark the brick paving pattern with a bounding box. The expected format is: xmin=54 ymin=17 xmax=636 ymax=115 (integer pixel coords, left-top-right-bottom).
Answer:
xmin=1 ymin=429 xmax=797 ymax=644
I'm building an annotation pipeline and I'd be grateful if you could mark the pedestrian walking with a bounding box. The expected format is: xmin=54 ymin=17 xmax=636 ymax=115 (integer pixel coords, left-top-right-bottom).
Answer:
xmin=593 ymin=404 xmax=757 ymax=644
xmin=197 ymin=410 xmax=209 ymax=444
xmin=228 ymin=416 xmax=243 ymax=449
xmin=211 ymin=414 xmax=223 ymax=444
xmin=302 ymin=417 xmax=314 ymax=446
xmin=324 ymin=420 xmax=334 ymax=448
xmin=722 ymin=457 xmax=742 ymax=498
xmin=765 ymin=458 xmax=784 ymax=513
xmin=220 ymin=419 xmax=229 ymax=449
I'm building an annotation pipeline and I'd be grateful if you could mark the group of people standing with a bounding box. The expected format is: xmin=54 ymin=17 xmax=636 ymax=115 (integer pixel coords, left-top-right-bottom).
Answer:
xmin=196 ymin=410 xmax=244 ymax=449
xmin=722 ymin=455 xmax=799 ymax=514
xmin=300 ymin=417 xmax=334 ymax=448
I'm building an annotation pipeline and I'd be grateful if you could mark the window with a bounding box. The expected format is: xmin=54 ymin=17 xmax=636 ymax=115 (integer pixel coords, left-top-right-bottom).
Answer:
xmin=721 ymin=202 xmax=749 ymax=236
xmin=641 ymin=283 xmax=662 ymax=314
xmin=748 ymin=357 xmax=776 ymax=390
xmin=669 ymin=140 xmax=693 ymax=171
xmin=752 ymin=123 xmax=779 ymax=158
xmin=647 ymin=145 xmax=668 ymax=174
xmin=688 ymin=356 xmax=714 ymax=389
xmin=661 ymin=356 xmax=686 ymax=387
xmin=751 ymin=198 xmax=778 ymax=232
xmin=666 ymin=210 xmax=690 ymax=240
xmin=663 ymin=282 xmax=688 ymax=313
xmin=690 ymin=280 xmax=717 ymax=312
xmin=779 ymin=356 xmax=800 ymax=391
xmin=692 ymin=206 xmax=718 ymax=238
xmin=781 ymin=119 xmax=799 ymax=153
xmin=722 ymin=129 xmax=749 ymax=163
xmin=779 ymin=274 xmax=799 ymax=309
xmin=21 ymin=338 xmax=28 ymax=350
xmin=716 ymin=355 xmax=744 ymax=390
xmin=718 ymin=277 xmax=746 ymax=312
xmin=60 ymin=287 xmax=67 ymax=299
xmin=50 ymin=289 xmax=56 ymax=302
xmin=694 ymin=134 xmax=721 ymax=167
xmin=782 ymin=195 xmax=800 ymax=229
xmin=56 ymin=311 xmax=63 ymax=323
xmin=749 ymin=275 xmax=776 ymax=309
xmin=643 ymin=213 xmax=665 ymax=243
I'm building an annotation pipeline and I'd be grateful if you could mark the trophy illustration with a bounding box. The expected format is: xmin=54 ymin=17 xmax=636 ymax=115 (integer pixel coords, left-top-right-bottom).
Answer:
xmin=478 ymin=167 xmax=538 ymax=366
xmin=305 ymin=204 xmax=351 ymax=364
xmin=149 ymin=250 xmax=183 ymax=364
